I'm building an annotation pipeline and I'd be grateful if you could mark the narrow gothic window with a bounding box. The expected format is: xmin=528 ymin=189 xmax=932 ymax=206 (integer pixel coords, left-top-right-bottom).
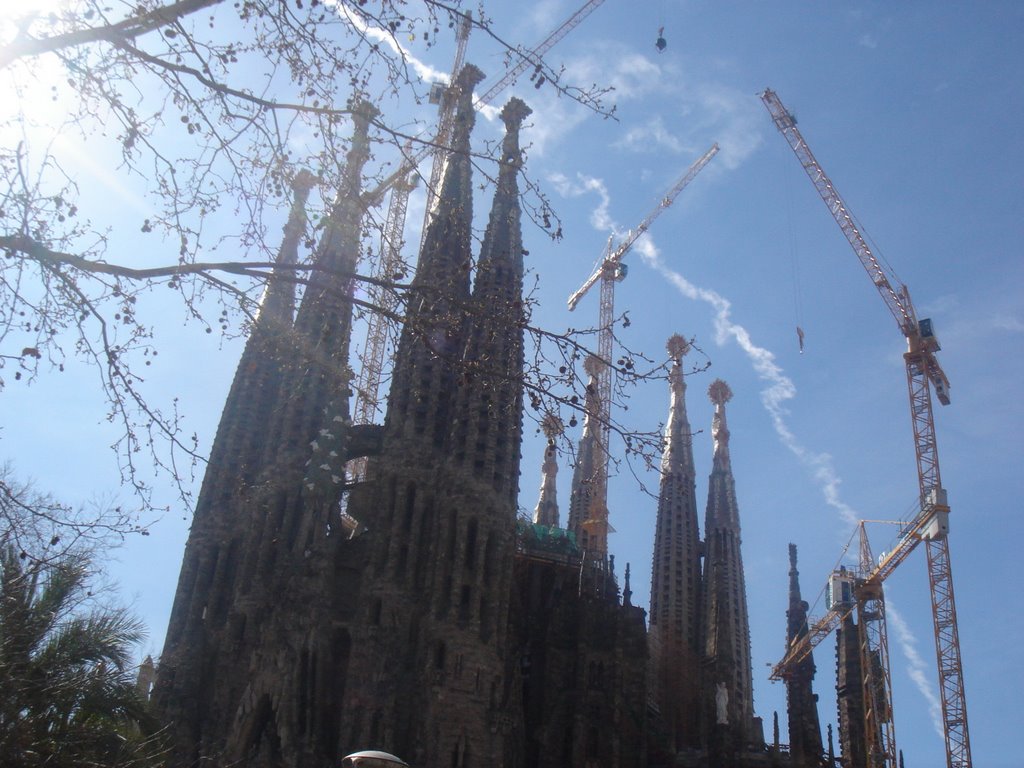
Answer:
xmin=464 ymin=518 xmax=478 ymax=571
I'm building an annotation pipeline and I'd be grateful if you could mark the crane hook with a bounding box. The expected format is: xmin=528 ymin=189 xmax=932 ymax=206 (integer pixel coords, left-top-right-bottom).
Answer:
xmin=655 ymin=26 xmax=667 ymax=52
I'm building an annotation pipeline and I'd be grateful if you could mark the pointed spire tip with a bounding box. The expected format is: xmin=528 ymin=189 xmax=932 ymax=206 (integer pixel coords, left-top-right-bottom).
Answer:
xmin=708 ymin=378 xmax=733 ymax=406
xmin=667 ymin=333 xmax=690 ymax=360
xmin=456 ymin=63 xmax=486 ymax=91
xmin=291 ymin=168 xmax=317 ymax=195
xmin=500 ymin=98 xmax=533 ymax=129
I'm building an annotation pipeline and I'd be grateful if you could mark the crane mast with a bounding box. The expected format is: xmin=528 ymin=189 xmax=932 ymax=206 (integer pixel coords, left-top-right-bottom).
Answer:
xmin=566 ymin=143 xmax=718 ymax=550
xmin=418 ymin=11 xmax=474 ymax=238
xmin=760 ymin=88 xmax=970 ymax=768
xmin=857 ymin=524 xmax=897 ymax=768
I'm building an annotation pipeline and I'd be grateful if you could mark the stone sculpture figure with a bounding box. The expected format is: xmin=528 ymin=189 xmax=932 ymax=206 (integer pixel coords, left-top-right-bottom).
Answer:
xmin=716 ymin=681 xmax=729 ymax=725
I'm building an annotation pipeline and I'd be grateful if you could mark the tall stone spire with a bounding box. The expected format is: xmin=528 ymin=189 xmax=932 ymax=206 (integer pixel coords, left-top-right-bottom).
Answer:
xmin=785 ymin=544 xmax=825 ymax=766
xmin=447 ymin=96 xmax=531 ymax=503
xmin=155 ymin=167 xmax=320 ymax=762
xmin=408 ymin=95 xmax=531 ymax=765
xmin=700 ymin=379 xmax=758 ymax=749
xmin=164 ymin=168 xmax=315 ymax=635
xmin=339 ymin=78 xmax=535 ymax=768
xmin=383 ymin=64 xmax=485 ymax=450
xmin=567 ymin=354 xmax=608 ymax=558
xmin=259 ymin=169 xmax=316 ymax=323
xmin=648 ymin=334 xmax=703 ymax=750
xmin=238 ymin=101 xmax=377 ymax=589
xmin=271 ymin=100 xmax=377 ymax=463
xmin=533 ymin=414 xmax=562 ymax=527
xmin=836 ymin=613 xmax=868 ymax=768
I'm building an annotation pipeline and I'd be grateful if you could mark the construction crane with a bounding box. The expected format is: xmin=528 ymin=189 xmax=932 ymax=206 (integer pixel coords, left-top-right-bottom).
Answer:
xmin=350 ymin=0 xmax=608 ymax=444
xmin=565 ymin=143 xmax=719 ymax=552
xmin=760 ymin=87 xmax=971 ymax=768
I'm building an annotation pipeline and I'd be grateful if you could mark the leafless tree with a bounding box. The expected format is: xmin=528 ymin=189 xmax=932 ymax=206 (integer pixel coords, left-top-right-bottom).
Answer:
xmin=0 ymin=0 xmax=688 ymax=518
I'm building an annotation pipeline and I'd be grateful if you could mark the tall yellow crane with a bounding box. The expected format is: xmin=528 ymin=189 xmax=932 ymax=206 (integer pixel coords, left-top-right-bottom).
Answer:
xmin=760 ymin=87 xmax=971 ymax=768
xmin=565 ymin=143 xmax=719 ymax=553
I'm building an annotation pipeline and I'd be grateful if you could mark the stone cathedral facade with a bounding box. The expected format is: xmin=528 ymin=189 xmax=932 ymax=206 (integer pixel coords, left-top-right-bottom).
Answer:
xmin=153 ymin=66 xmax=840 ymax=768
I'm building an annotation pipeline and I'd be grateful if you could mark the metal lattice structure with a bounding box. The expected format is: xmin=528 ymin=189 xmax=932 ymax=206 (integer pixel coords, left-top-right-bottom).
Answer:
xmin=857 ymin=526 xmax=897 ymax=768
xmin=566 ymin=143 xmax=718 ymax=549
xmin=761 ymin=87 xmax=971 ymax=768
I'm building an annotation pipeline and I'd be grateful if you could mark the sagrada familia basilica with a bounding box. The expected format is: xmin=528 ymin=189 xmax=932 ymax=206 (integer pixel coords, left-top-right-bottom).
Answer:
xmin=152 ymin=66 xmax=849 ymax=768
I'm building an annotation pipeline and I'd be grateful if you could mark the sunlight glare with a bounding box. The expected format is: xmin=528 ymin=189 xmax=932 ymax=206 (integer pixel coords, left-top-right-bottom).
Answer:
xmin=0 ymin=0 xmax=75 ymax=45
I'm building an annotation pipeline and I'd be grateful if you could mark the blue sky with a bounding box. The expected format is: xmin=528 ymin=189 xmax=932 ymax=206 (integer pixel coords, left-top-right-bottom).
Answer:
xmin=3 ymin=1 xmax=1022 ymax=765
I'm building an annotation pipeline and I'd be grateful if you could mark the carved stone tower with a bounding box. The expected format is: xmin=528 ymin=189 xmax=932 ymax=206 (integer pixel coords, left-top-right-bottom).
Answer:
xmin=567 ymin=355 xmax=607 ymax=559
xmin=836 ymin=613 xmax=868 ymax=768
xmin=533 ymin=415 xmax=562 ymax=527
xmin=338 ymin=71 xmax=529 ymax=767
xmin=700 ymin=379 xmax=758 ymax=750
xmin=785 ymin=544 xmax=825 ymax=766
xmin=648 ymin=334 xmax=703 ymax=750
xmin=155 ymin=100 xmax=377 ymax=765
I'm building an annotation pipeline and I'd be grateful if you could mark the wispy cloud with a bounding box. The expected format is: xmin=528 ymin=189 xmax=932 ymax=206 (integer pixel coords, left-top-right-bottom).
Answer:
xmin=570 ymin=46 xmax=763 ymax=170
xmin=566 ymin=47 xmax=663 ymax=103
xmin=640 ymin=242 xmax=859 ymax=526
xmin=614 ymin=116 xmax=684 ymax=154
xmin=993 ymin=313 xmax=1024 ymax=333
xmin=335 ymin=3 xmax=449 ymax=85
xmin=887 ymin=601 xmax=944 ymax=738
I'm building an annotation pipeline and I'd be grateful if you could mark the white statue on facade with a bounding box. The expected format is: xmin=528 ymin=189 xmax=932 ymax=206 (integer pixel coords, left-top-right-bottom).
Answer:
xmin=715 ymin=681 xmax=729 ymax=725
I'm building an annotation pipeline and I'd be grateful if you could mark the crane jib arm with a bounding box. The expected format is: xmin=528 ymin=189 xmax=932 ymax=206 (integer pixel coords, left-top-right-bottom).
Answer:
xmin=567 ymin=142 xmax=719 ymax=311
xmin=759 ymin=89 xmax=915 ymax=336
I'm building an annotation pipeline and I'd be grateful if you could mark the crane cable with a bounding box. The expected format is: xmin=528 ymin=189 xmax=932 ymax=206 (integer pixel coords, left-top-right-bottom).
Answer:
xmin=655 ymin=0 xmax=667 ymax=51
xmin=780 ymin=138 xmax=806 ymax=353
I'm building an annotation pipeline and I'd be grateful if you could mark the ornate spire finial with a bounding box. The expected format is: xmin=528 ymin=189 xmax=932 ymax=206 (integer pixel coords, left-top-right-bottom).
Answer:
xmin=541 ymin=412 xmax=564 ymax=442
xmin=498 ymin=98 xmax=531 ymax=172
xmin=667 ymin=334 xmax=689 ymax=395
xmin=533 ymin=412 xmax=562 ymax=527
xmin=623 ymin=562 xmax=633 ymax=606
xmin=708 ymin=378 xmax=733 ymax=406
xmin=583 ymin=353 xmax=603 ymax=378
xmin=291 ymin=168 xmax=317 ymax=195
xmin=667 ymin=333 xmax=690 ymax=362
xmin=708 ymin=379 xmax=732 ymax=468
xmin=347 ymin=95 xmax=380 ymax=131
xmin=455 ymin=63 xmax=485 ymax=95
xmin=500 ymin=97 xmax=532 ymax=132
